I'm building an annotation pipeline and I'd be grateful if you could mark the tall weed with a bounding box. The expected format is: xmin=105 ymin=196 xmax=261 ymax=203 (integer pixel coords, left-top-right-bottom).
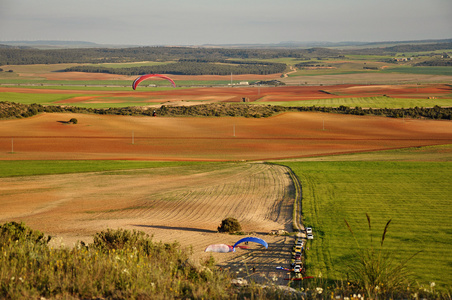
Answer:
xmin=344 ymin=214 xmax=419 ymax=299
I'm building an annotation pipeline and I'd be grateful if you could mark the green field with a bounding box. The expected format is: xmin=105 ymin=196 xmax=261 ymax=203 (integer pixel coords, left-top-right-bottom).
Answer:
xmin=4 ymin=90 xmax=451 ymax=109
xmin=0 ymin=92 xmax=86 ymax=105
xmin=256 ymin=96 xmax=452 ymax=108
xmin=280 ymin=160 xmax=452 ymax=289
xmin=86 ymin=61 xmax=174 ymax=68
xmin=0 ymin=80 xmax=242 ymax=89
xmin=0 ymin=160 xmax=208 ymax=177
xmin=381 ymin=66 xmax=452 ymax=76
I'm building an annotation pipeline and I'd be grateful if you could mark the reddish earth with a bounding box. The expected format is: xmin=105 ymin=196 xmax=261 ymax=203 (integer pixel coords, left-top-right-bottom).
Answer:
xmin=39 ymin=72 xmax=279 ymax=82
xmin=1 ymin=112 xmax=451 ymax=161
xmin=2 ymin=83 xmax=451 ymax=107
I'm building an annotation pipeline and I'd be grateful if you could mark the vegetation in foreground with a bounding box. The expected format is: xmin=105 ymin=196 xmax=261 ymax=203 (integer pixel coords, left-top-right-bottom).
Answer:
xmin=0 ymin=222 xmax=298 ymax=300
xmin=344 ymin=215 xmax=417 ymax=300
xmin=2 ymin=220 xmax=449 ymax=300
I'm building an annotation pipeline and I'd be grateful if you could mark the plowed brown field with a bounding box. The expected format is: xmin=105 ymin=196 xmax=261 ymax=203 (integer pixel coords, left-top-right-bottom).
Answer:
xmin=1 ymin=112 xmax=451 ymax=161
xmin=0 ymin=162 xmax=295 ymax=284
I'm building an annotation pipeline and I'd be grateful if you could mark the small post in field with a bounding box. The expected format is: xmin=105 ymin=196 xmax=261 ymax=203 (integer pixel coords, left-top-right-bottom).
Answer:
xmin=11 ymin=138 xmax=14 ymax=153
xmin=132 ymin=131 xmax=134 ymax=145
xmin=233 ymin=124 xmax=236 ymax=137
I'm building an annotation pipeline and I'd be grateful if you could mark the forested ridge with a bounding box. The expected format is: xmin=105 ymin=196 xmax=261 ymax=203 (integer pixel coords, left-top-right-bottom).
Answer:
xmin=62 ymin=59 xmax=286 ymax=75
xmin=1 ymin=101 xmax=450 ymax=120
xmin=1 ymin=42 xmax=452 ymax=66
xmin=0 ymin=47 xmax=310 ymax=65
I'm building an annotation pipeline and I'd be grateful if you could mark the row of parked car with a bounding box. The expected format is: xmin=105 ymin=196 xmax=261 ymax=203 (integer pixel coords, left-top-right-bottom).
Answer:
xmin=292 ymin=237 xmax=304 ymax=274
xmin=291 ymin=227 xmax=313 ymax=275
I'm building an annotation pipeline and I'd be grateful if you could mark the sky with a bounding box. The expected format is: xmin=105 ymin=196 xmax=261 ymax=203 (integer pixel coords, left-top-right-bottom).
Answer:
xmin=1 ymin=0 xmax=451 ymax=46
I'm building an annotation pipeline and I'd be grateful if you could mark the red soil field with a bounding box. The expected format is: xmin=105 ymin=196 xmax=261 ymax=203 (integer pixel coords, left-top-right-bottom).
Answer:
xmin=1 ymin=112 xmax=451 ymax=161
xmin=2 ymin=83 xmax=451 ymax=106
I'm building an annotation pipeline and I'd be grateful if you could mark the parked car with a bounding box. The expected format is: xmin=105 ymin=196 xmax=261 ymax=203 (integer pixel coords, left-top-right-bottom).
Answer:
xmin=306 ymin=227 xmax=312 ymax=234
xmin=294 ymin=265 xmax=301 ymax=273
xmin=307 ymin=233 xmax=314 ymax=240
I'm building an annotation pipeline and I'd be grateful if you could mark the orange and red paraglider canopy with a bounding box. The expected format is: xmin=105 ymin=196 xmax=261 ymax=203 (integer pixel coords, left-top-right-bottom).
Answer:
xmin=132 ymin=74 xmax=176 ymax=90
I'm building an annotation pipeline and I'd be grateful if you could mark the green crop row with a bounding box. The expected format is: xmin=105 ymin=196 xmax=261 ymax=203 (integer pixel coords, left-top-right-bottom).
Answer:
xmin=256 ymin=97 xmax=452 ymax=109
xmin=0 ymin=160 xmax=208 ymax=178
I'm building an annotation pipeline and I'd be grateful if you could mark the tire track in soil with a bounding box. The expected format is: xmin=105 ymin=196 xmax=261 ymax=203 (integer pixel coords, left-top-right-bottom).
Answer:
xmin=0 ymin=162 xmax=296 ymax=285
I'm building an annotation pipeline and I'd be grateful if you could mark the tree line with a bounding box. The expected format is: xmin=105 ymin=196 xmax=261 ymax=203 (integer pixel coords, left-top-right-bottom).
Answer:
xmin=414 ymin=59 xmax=452 ymax=67
xmin=1 ymin=101 xmax=450 ymax=120
xmin=0 ymin=46 xmax=310 ymax=65
xmin=62 ymin=60 xmax=287 ymax=75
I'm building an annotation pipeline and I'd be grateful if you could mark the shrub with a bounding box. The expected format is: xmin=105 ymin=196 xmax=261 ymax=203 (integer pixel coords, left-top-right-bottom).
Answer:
xmin=217 ymin=217 xmax=242 ymax=233
xmin=92 ymin=228 xmax=152 ymax=252
xmin=68 ymin=118 xmax=78 ymax=124
xmin=0 ymin=221 xmax=51 ymax=246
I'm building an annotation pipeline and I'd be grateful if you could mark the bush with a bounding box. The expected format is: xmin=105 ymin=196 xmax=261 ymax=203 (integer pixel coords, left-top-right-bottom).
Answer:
xmin=68 ymin=118 xmax=78 ymax=124
xmin=0 ymin=221 xmax=51 ymax=246
xmin=92 ymin=228 xmax=152 ymax=252
xmin=217 ymin=217 xmax=242 ymax=233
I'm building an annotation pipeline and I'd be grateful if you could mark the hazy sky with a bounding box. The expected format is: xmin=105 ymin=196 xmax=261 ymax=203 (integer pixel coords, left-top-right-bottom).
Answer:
xmin=1 ymin=0 xmax=451 ymax=45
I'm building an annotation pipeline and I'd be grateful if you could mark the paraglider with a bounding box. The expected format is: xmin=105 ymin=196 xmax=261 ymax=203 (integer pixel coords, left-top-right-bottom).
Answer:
xmin=132 ymin=74 xmax=176 ymax=90
xmin=204 ymin=244 xmax=233 ymax=253
xmin=233 ymin=237 xmax=268 ymax=251
xmin=204 ymin=237 xmax=267 ymax=254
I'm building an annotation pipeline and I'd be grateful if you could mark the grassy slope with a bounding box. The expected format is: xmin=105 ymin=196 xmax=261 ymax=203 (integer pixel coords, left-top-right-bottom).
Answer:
xmin=279 ymin=148 xmax=452 ymax=289
xmin=0 ymin=160 xmax=208 ymax=177
xmin=256 ymin=97 xmax=452 ymax=108
xmin=0 ymin=92 xmax=85 ymax=105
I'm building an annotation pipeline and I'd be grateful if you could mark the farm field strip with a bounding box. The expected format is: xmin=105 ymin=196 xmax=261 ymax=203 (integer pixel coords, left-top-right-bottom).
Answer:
xmin=1 ymin=112 xmax=451 ymax=161
xmin=258 ymin=97 xmax=452 ymax=108
xmin=2 ymin=84 xmax=452 ymax=108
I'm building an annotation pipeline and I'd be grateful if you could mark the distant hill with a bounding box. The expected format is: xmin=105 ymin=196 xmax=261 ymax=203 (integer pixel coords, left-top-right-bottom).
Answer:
xmin=0 ymin=40 xmax=133 ymax=49
xmin=201 ymin=39 xmax=452 ymax=49
xmin=1 ymin=38 xmax=451 ymax=49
